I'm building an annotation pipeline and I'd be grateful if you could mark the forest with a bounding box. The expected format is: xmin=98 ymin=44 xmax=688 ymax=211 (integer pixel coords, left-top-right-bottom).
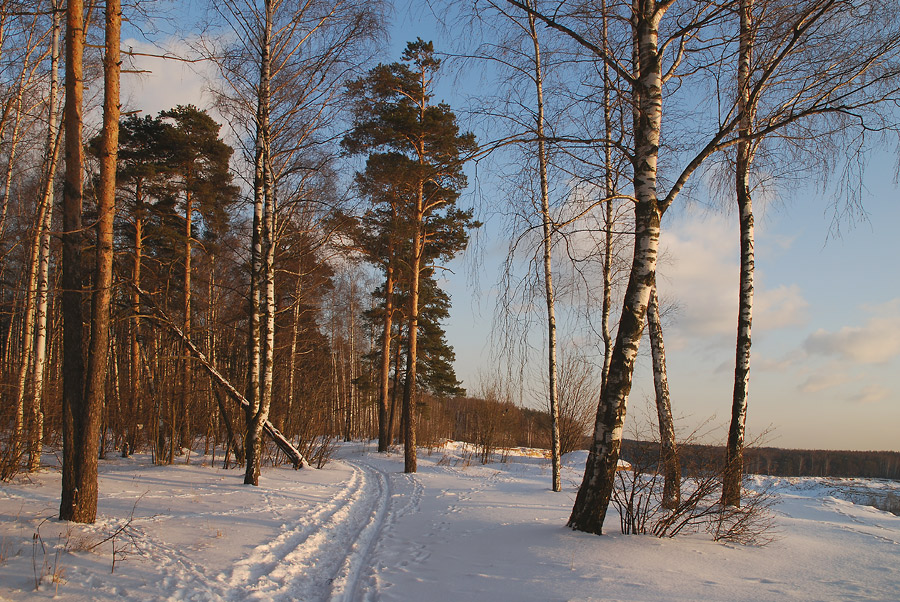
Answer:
xmin=1 ymin=0 xmax=899 ymax=538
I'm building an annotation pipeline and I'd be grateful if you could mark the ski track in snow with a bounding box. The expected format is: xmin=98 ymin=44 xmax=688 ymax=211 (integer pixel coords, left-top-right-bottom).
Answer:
xmin=192 ymin=455 xmax=422 ymax=602
xmin=824 ymin=498 xmax=900 ymax=546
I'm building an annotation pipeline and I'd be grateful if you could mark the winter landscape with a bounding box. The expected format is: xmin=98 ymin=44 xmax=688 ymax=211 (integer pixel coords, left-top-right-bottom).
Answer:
xmin=2 ymin=0 xmax=900 ymax=601
xmin=1 ymin=442 xmax=899 ymax=601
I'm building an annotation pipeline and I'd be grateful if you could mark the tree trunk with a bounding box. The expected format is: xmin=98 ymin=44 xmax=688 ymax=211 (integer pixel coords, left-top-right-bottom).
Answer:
xmin=647 ymin=284 xmax=680 ymax=509
xmin=126 ymin=181 xmax=144 ymax=457
xmin=181 ymin=192 xmax=193 ymax=452
xmin=29 ymin=22 xmax=63 ymax=468
xmin=286 ymin=272 xmax=302 ymax=435
xmin=724 ymin=0 xmax=755 ymax=508
xmin=568 ymin=4 xmax=663 ymax=535
xmin=377 ymin=258 xmax=395 ymax=452
xmin=388 ymin=320 xmax=403 ymax=445
xmin=528 ymin=8 xmax=561 ymax=492
xmin=59 ymin=0 xmax=87 ymax=522
xmin=402 ymin=205 xmax=423 ymax=474
xmin=135 ymin=284 xmax=307 ymax=467
xmin=61 ymin=0 xmax=119 ymax=523
xmin=600 ymin=0 xmax=614 ymax=393
xmin=245 ymin=0 xmax=275 ymax=485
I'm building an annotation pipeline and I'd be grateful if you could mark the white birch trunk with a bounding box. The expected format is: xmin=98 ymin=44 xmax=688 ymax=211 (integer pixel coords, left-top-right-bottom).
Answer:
xmin=568 ymin=1 xmax=663 ymax=535
xmin=245 ymin=0 xmax=274 ymax=486
xmin=30 ymin=1 xmax=62 ymax=471
xmin=528 ymin=7 xmax=562 ymax=493
xmin=647 ymin=284 xmax=680 ymax=508
xmin=724 ymin=0 xmax=755 ymax=507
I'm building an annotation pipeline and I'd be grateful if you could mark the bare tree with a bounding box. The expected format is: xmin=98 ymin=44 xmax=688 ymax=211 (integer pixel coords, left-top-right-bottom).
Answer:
xmin=509 ymin=0 xmax=900 ymax=534
xmin=722 ymin=0 xmax=900 ymax=506
xmin=206 ymin=0 xmax=382 ymax=484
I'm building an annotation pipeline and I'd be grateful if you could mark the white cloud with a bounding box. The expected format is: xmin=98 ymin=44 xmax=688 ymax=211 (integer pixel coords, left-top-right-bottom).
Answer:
xmin=847 ymin=384 xmax=890 ymax=405
xmin=798 ymin=370 xmax=854 ymax=394
xmin=755 ymin=284 xmax=809 ymax=330
xmin=657 ymin=212 xmax=809 ymax=350
xmin=120 ymin=37 xmax=219 ymax=119
xmin=803 ymin=299 xmax=900 ymax=364
xmin=657 ymin=213 xmax=738 ymax=343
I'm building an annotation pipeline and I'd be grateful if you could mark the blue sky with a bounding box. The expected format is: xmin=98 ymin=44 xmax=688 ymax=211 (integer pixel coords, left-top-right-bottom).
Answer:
xmin=121 ymin=0 xmax=899 ymax=452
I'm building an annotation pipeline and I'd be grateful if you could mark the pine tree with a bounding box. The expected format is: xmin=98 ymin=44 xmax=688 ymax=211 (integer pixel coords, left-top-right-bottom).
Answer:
xmin=343 ymin=39 xmax=477 ymax=472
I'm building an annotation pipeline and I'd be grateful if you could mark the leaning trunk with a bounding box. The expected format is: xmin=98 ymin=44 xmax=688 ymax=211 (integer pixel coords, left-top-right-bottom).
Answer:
xmin=568 ymin=4 xmax=662 ymax=535
xmin=647 ymin=284 xmax=680 ymax=508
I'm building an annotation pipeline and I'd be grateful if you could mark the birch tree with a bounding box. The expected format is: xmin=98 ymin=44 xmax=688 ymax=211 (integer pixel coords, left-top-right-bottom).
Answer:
xmin=27 ymin=0 xmax=62 ymax=471
xmin=207 ymin=0 xmax=381 ymax=484
xmin=720 ymin=0 xmax=900 ymax=506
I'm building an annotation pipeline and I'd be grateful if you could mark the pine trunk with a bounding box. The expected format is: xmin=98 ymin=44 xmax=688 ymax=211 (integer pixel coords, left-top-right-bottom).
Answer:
xmin=377 ymin=259 xmax=395 ymax=452
xmin=59 ymin=0 xmax=87 ymax=522
xmin=402 ymin=211 xmax=422 ymax=473
xmin=181 ymin=193 xmax=193 ymax=452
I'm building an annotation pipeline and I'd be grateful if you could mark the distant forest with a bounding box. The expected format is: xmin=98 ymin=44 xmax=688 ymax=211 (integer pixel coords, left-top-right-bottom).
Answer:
xmin=619 ymin=440 xmax=900 ymax=481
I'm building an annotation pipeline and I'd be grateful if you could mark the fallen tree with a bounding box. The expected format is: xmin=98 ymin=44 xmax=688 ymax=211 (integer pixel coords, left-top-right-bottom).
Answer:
xmin=133 ymin=285 xmax=307 ymax=469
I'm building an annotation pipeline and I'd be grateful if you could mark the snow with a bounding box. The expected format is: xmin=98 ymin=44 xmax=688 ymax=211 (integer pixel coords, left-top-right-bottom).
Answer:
xmin=1 ymin=443 xmax=899 ymax=601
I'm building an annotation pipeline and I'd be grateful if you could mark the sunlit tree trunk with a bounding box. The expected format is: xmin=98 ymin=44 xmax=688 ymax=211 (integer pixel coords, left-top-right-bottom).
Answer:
xmin=528 ymin=7 xmax=561 ymax=492
xmin=568 ymin=1 xmax=663 ymax=535
xmin=245 ymin=0 xmax=275 ymax=486
xmin=724 ymin=0 xmax=755 ymax=507
xmin=59 ymin=0 xmax=87 ymax=522
xmin=402 ymin=196 xmax=423 ymax=473
xmin=599 ymin=0 xmax=614 ymax=392
xmin=61 ymin=0 xmax=119 ymax=523
xmin=647 ymin=284 xmax=680 ymax=508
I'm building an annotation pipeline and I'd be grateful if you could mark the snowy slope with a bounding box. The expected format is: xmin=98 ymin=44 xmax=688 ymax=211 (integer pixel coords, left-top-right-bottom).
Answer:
xmin=1 ymin=443 xmax=898 ymax=601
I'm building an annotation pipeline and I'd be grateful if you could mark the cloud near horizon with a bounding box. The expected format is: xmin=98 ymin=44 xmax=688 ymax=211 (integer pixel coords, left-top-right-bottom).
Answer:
xmin=802 ymin=299 xmax=900 ymax=364
xmin=658 ymin=213 xmax=808 ymax=350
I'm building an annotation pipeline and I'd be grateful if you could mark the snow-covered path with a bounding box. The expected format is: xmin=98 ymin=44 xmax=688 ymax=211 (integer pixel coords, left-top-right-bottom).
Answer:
xmin=1 ymin=443 xmax=899 ymax=601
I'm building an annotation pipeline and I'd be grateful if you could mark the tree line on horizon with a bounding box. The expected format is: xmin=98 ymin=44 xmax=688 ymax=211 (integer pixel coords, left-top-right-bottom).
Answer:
xmin=0 ymin=0 xmax=898 ymax=538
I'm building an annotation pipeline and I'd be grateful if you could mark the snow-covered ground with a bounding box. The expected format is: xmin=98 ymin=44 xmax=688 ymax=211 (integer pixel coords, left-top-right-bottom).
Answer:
xmin=1 ymin=442 xmax=898 ymax=601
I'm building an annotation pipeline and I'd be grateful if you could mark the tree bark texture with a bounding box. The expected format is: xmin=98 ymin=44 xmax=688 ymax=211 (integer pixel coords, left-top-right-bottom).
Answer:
xmin=378 ymin=259 xmax=395 ymax=452
xmin=59 ymin=0 xmax=87 ymax=522
xmin=568 ymin=3 xmax=663 ymax=534
xmin=724 ymin=0 xmax=755 ymax=508
xmin=528 ymin=8 xmax=561 ymax=493
xmin=245 ymin=0 xmax=276 ymax=485
xmin=30 ymin=2 xmax=62 ymax=471
xmin=647 ymin=284 xmax=680 ymax=508
xmin=402 ymin=205 xmax=422 ymax=474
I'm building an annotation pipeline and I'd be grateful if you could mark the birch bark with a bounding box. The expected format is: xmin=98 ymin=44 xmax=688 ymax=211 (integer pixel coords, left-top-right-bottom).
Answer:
xmin=647 ymin=284 xmax=680 ymax=508
xmin=527 ymin=7 xmax=562 ymax=493
xmin=724 ymin=0 xmax=755 ymax=507
xmin=567 ymin=0 xmax=664 ymax=534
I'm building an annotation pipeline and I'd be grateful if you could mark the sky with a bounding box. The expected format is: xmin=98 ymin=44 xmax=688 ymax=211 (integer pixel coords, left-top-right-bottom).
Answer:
xmin=119 ymin=1 xmax=899 ymax=452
